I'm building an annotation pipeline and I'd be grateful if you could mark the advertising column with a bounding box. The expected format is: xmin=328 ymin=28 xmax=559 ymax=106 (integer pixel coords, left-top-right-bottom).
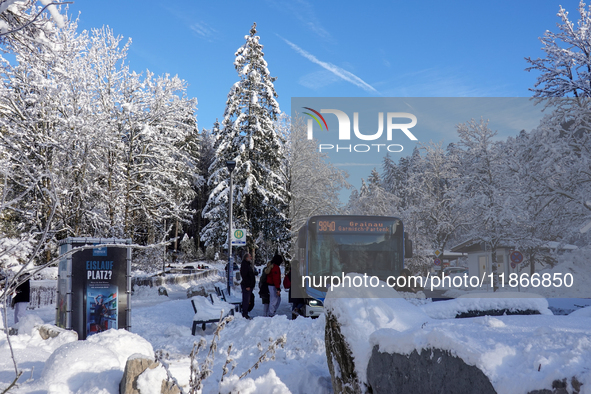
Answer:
xmin=56 ymin=238 xmax=131 ymax=340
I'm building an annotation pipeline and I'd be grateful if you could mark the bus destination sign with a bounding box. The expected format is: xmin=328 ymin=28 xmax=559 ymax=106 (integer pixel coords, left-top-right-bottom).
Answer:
xmin=317 ymin=219 xmax=391 ymax=233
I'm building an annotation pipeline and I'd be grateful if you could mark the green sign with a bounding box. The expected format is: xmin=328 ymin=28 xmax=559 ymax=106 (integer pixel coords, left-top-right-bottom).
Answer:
xmin=232 ymin=229 xmax=246 ymax=245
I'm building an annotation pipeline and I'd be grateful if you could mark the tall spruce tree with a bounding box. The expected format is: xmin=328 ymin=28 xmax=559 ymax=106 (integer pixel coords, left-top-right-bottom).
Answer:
xmin=201 ymin=23 xmax=290 ymax=258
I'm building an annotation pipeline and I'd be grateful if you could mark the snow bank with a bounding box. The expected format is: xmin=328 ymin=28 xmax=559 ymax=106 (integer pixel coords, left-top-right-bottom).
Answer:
xmin=420 ymin=292 xmax=552 ymax=319
xmin=324 ymin=274 xmax=430 ymax=384
xmin=14 ymin=313 xmax=44 ymax=335
xmin=218 ymin=368 xmax=291 ymax=394
xmin=2 ymin=276 xmax=329 ymax=394
xmin=199 ymin=310 xmax=330 ymax=393
xmin=32 ymin=329 xmax=154 ymax=394
xmin=33 ymin=266 xmax=58 ymax=280
xmin=568 ymin=306 xmax=591 ymax=318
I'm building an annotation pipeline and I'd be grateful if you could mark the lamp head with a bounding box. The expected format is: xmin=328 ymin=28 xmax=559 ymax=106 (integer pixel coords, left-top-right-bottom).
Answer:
xmin=226 ymin=160 xmax=236 ymax=173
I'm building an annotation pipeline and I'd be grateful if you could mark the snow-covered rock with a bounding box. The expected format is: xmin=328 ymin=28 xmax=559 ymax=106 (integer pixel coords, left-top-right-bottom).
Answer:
xmin=323 ymin=274 xmax=428 ymax=392
xmin=420 ymin=292 xmax=552 ymax=319
xmin=325 ymin=274 xmax=591 ymax=393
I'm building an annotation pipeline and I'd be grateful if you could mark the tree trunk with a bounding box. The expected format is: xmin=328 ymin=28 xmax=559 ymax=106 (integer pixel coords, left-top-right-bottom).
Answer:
xmin=491 ymin=249 xmax=498 ymax=292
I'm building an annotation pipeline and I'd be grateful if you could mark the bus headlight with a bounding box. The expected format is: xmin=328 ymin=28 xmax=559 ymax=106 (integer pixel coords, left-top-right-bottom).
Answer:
xmin=308 ymin=299 xmax=323 ymax=307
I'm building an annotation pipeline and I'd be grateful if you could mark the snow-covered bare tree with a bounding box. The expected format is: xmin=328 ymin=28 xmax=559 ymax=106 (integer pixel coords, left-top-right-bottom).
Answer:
xmin=455 ymin=119 xmax=520 ymax=290
xmin=502 ymin=132 xmax=568 ymax=274
xmin=0 ymin=14 xmax=88 ymax=263
xmin=201 ymin=23 xmax=290 ymax=257
xmin=117 ymin=69 xmax=198 ymax=245
xmin=0 ymin=0 xmax=64 ymax=44
xmin=525 ymin=0 xmax=591 ymax=99
xmin=0 ymin=16 xmax=198 ymax=265
xmin=525 ymin=1 xmax=591 ymax=239
xmin=413 ymin=141 xmax=464 ymax=253
xmin=288 ymin=114 xmax=349 ymax=233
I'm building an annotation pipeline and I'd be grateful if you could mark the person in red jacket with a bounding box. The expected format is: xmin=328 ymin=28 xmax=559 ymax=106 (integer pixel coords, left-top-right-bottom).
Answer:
xmin=266 ymin=254 xmax=283 ymax=317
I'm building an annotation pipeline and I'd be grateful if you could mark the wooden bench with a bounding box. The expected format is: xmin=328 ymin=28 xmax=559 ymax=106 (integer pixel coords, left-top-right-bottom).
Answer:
xmin=190 ymin=295 xmax=234 ymax=335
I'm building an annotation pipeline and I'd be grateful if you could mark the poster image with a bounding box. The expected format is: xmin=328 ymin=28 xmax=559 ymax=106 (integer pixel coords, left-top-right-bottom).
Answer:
xmin=86 ymin=285 xmax=118 ymax=337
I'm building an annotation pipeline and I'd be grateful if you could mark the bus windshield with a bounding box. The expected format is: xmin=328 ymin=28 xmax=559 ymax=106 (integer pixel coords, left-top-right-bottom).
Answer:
xmin=307 ymin=217 xmax=404 ymax=290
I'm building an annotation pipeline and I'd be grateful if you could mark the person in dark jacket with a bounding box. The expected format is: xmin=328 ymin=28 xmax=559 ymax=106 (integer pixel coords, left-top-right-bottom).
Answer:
xmin=259 ymin=262 xmax=272 ymax=316
xmin=13 ymin=275 xmax=30 ymax=324
xmin=240 ymin=253 xmax=256 ymax=319
xmin=287 ymin=260 xmax=306 ymax=319
xmin=266 ymin=254 xmax=283 ymax=317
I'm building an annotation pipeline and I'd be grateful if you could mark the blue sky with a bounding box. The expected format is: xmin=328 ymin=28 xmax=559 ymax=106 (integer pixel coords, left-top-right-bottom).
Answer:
xmin=69 ymin=0 xmax=581 ymax=194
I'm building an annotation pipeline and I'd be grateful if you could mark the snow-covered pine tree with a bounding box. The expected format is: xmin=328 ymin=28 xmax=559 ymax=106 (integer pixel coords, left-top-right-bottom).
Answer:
xmin=202 ymin=23 xmax=290 ymax=257
xmin=188 ymin=125 xmax=217 ymax=253
xmin=346 ymin=168 xmax=397 ymax=216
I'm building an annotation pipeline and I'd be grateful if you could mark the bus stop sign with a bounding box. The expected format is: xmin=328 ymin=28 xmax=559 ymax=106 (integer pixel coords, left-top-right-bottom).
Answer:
xmin=232 ymin=229 xmax=246 ymax=246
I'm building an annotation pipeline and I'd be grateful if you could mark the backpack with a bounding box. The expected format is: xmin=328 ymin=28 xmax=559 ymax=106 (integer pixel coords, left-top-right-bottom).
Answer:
xmin=283 ymin=271 xmax=291 ymax=289
xmin=259 ymin=270 xmax=270 ymax=296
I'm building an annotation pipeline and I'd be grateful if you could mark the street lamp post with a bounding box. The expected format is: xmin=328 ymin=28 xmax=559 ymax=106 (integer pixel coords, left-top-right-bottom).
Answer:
xmin=226 ymin=160 xmax=236 ymax=296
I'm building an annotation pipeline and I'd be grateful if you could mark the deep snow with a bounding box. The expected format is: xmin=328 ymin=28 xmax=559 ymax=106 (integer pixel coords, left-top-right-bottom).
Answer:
xmin=0 ymin=267 xmax=332 ymax=394
xmin=2 ymin=262 xmax=591 ymax=393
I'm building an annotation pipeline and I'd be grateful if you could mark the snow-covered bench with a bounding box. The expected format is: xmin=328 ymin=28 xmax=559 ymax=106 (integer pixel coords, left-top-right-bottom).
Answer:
xmin=214 ymin=283 xmax=242 ymax=312
xmin=190 ymin=295 xmax=234 ymax=335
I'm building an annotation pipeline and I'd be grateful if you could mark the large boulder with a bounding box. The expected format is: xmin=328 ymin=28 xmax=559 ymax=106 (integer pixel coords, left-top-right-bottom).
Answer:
xmin=366 ymin=346 xmax=496 ymax=393
xmin=120 ymin=355 xmax=154 ymax=394
xmin=37 ymin=324 xmax=78 ymax=341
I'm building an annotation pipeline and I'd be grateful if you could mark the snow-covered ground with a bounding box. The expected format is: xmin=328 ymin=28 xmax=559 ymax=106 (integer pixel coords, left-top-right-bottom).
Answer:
xmin=2 ymin=259 xmax=591 ymax=393
xmin=0 ymin=269 xmax=332 ymax=394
